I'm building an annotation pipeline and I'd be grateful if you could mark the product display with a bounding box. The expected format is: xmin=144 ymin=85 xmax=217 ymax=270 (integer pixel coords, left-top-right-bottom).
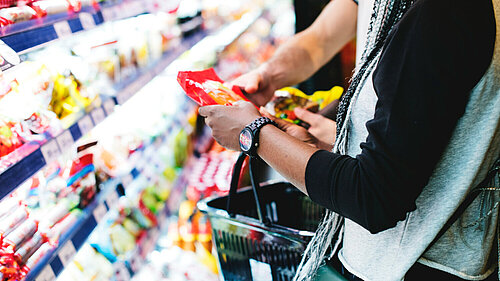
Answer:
xmin=0 ymin=0 xmax=298 ymax=280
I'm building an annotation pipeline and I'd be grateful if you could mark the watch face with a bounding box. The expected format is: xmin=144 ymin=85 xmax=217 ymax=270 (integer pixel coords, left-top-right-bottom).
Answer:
xmin=239 ymin=129 xmax=253 ymax=152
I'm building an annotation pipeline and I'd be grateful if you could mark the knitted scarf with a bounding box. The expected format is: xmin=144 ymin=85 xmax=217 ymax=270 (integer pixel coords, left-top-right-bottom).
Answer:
xmin=293 ymin=0 xmax=415 ymax=280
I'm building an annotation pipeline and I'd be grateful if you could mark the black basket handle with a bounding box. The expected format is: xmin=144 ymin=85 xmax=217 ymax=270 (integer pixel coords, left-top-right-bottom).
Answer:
xmin=226 ymin=152 xmax=271 ymax=226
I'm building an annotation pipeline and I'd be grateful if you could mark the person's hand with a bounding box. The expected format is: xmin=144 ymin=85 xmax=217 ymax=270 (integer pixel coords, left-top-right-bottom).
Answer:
xmin=230 ymin=65 xmax=277 ymax=107
xmin=260 ymin=108 xmax=318 ymax=147
xmin=198 ymin=101 xmax=261 ymax=151
xmin=294 ymin=107 xmax=337 ymax=145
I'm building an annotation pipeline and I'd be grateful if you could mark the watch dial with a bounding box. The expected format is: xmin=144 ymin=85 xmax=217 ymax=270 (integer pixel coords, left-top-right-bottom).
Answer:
xmin=239 ymin=129 xmax=253 ymax=151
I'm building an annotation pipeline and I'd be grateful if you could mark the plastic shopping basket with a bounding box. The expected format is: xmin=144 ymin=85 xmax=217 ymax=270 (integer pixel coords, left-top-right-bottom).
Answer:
xmin=197 ymin=153 xmax=326 ymax=281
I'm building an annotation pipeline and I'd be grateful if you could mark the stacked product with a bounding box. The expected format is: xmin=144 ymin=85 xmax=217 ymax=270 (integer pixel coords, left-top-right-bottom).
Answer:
xmin=0 ymin=142 xmax=98 ymax=280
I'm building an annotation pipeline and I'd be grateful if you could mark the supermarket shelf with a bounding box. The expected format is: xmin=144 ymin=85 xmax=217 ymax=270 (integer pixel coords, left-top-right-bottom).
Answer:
xmin=0 ymin=0 xmax=150 ymax=55
xmin=24 ymin=179 xmax=124 ymax=281
xmin=2 ymin=9 xmax=264 ymax=279
xmin=0 ymin=30 xmax=205 ymax=201
xmin=24 ymin=104 xmax=194 ymax=281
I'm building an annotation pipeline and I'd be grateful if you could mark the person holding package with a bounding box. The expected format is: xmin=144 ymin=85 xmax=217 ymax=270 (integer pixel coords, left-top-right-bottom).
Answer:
xmin=198 ymin=0 xmax=500 ymax=280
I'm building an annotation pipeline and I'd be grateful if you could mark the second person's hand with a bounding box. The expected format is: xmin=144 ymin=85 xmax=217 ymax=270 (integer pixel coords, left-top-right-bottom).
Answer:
xmin=230 ymin=64 xmax=278 ymax=107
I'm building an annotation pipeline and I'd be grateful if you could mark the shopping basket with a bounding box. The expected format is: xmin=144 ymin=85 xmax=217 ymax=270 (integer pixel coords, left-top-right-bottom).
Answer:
xmin=197 ymin=152 xmax=326 ymax=281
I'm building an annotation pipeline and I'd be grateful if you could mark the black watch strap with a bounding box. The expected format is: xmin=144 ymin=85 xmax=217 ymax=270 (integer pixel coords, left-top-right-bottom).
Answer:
xmin=241 ymin=117 xmax=277 ymax=157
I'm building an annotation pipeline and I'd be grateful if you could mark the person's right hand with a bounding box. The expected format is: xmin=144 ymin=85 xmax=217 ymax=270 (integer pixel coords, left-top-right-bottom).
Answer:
xmin=294 ymin=107 xmax=337 ymax=145
xmin=230 ymin=65 xmax=277 ymax=107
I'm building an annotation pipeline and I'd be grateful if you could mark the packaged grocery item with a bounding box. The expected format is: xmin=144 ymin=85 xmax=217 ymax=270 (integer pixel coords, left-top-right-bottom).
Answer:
xmin=177 ymin=68 xmax=249 ymax=106
xmin=2 ymin=218 xmax=38 ymax=252
xmin=14 ymin=231 xmax=45 ymax=263
xmin=0 ymin=207 xmax=29 ymax=241
xmin=23 ymin=242 xmax=54 ymax=272
xmin=0 ymin=6 xmax=37 ymax=25
xmin=31 ymin=0 xmax=81 ymax=17
xmin=264 ymin=86 xmax=343 ymax=123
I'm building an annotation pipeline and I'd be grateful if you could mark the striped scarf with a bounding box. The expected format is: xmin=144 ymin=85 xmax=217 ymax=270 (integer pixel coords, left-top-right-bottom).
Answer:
xmin=293 ymin=0 xmax=415 ymax=280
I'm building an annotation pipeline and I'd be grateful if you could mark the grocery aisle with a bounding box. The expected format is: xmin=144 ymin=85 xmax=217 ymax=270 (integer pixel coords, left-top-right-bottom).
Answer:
xmin=0 ymin=0 xmax=297 ymax=280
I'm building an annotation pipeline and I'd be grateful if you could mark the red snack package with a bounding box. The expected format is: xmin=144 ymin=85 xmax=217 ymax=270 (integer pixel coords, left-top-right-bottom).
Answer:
xmin=177 ymin=68 xmax=250 ymax=106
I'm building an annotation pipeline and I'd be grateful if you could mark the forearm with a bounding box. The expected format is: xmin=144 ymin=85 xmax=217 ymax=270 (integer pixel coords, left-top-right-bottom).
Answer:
xmin=256 ymin=125 xmax=320 ymax=194
xmin=262 ymin=0 xmax=357 ymax=88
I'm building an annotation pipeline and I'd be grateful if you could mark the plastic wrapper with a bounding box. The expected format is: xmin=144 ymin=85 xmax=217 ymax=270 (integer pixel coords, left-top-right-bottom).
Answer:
xmin=23 ymin=242 xmax=53 ymax=271
xmin=177 ymin=68 xmax=249 ymax=106
xmin=0 ymin=6 xmax=37 ymax=25
xmin=31 ymin=0 xmax=81 ymax=17
xmin=0 ymin=207 xmax=29 ymax=241
xmin=14 ymin=231 xmax=45 ymax=263
xmin=48 ymin=209 xmax=81 ymax=243
xmin=2 ymin=218 xmax=38 ymax=252
xmin=0 ymin=197 xmax=20 ymax=220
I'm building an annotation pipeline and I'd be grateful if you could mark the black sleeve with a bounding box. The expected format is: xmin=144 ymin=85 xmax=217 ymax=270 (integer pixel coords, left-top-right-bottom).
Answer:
xmin=352 ymin=0 xmax=358 ymax=4
xmin=305 ymin=0 xmax=495 ymax=234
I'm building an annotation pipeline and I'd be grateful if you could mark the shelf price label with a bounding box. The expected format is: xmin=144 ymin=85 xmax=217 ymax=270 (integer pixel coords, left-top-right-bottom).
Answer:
xmin=116 ymin=86 xmax=136 ymax=105
xmin=129 ymin=254 xmax=142 ymax=273
xmin=79 ymin=13 xmax=96 ymax=30
xmin=58 ymin=241 xmax=77 ymax=266
xmin=56 ymin=130 xmax=74 ymax=153
xmin=78 ymin=115 xmax=94 ymax=136
xmin=121 ymin=174 xmax=133 ymax=188
xmin=101 ymin=7 xmax=115 ymax=22
xmin=103 ymin=99 xmax=115 ymax=115
xmin=41 ymin=139 xmax=61 ymax=165
xmin=113 ymin=262 xmax=131 ymax=281
xmin=36 ymin=266 xmax=56 ymax=281
xmin=93 ymin=203 xmax=108 ymax=224
xmin=53 ymin=21 xmax=72 ymax=38
xmin=106 ymin=191 xmax=120 ymax=209
xmin=91 ymin=107 xmax=106 ymax=124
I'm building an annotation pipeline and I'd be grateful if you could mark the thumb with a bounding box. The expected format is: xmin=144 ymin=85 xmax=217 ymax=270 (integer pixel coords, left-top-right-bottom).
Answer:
xmin=260 ymin=107 xmax=292 ymax=131
xmin=294 ymin=108 xmax=319 ymax=124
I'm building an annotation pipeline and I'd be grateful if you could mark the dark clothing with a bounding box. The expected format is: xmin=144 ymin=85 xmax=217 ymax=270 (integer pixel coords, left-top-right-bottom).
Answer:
xmin=305 ymin=0 xmax=495 ymax=233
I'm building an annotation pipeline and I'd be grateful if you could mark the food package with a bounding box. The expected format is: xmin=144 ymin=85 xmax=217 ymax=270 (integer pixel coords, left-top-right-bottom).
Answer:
xmin=31 ymin=0 xmax=81 ymax=17
xmin=177 ymin=68 xmax=249 ymax=106
xmin=265 ymin=86 xmax=343 ymax=123
xmin=0 ymin=6 xmax=37 ymax=25
xmin=0 ymin=207 xmax=29 ymax=241
xmin=2 ymin=218 xmax=38 ymax=252
xmin=14 ymin=231 xmax=46 ymax=263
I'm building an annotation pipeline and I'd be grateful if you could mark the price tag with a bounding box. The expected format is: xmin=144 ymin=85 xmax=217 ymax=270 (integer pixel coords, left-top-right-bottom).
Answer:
xmin=41 ymin=139 xmax=61 ymax=165
xmin=53 ymin=21 xmax=72 ymax=38
xmin=58 ymin=241 xmax=77 ymax=266
xmin=113 ymin=262 xmax=131 ymax=281
xmin=36 ymin=266 xmax=56 ymax=281
xmin=129 ymin=254 xmax=142 ymax=273
xmin=116 ymin=89 xmax=132 ymax=105
xmin=79 ymin=13 xmax=95 ymax=30
xmin=93 ymin=203 xmax=107 ymax=224
xmin=103 ymin=99 xmax=115 ymax=115
xmin=101 ymin=8 xmax=113 ymax=21
xmin=56 ymin=130 xmax=74 ymax=153
xmin=106 ymin=191 xmax=120 ymax=209
xmin=121 ymin=174 xmax=133 ymax=188
xmin=78 ymin=115 xmax=94 ymax=136
xmin=91 ymin=107 xmax=106 ymax=124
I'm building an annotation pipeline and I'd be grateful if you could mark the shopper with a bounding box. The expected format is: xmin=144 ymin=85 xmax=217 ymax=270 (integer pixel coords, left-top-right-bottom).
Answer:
xmin=198 ymin=0 xmax=500 ymax=280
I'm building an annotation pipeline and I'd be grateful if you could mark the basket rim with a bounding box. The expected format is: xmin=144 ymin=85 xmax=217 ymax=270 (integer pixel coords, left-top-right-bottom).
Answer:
xmin=197 ymin=180 xmax=318 ymax=239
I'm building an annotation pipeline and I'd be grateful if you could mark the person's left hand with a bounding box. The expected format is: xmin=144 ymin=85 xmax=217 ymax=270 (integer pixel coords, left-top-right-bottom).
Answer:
xmin=198 ymin=101 xmax=261 ymax=151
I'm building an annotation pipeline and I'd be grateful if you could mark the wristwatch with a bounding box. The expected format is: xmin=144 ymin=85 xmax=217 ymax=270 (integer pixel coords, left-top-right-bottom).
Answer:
xmin=239 ymin=117 xmax=277 ymax=157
